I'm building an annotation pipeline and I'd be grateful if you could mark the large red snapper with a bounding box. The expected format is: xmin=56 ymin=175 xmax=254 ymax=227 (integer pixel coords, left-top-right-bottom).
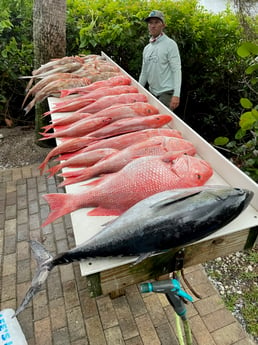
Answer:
xmin=46 ymin=148 xmax=119 ymax=177
xmin=80 ymin=114 xmax=173 ymax=140
xmin=57 ymin=128 xmax=183 ymax=161
xmin=41 ymin=155 xmax=213 ymax=226
xmin=60 ymin=75 xmax=131 ymax=97
xmin=72 ymin=93 xmax=148 ymax=114
xmin=42 ymin=102 xmax=159 ymax=133
xmin=59 ymin=136 xmax=196 ymax=186
xmin=44 ymin=85 xmax=139 ymax=115
xmin=39 ymin=116 xmax=113 ymax=140
xmin=38 ymin=115 xmax=172 ymax=173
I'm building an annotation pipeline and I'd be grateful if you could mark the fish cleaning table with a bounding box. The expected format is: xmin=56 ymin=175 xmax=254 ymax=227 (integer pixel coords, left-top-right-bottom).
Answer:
xmin=47 ymin=53 xmax=258 ymax=297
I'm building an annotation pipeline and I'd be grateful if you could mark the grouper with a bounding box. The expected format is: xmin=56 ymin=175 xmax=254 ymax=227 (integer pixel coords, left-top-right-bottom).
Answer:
xmin=14 ymin=186 xmax=253 ymax=317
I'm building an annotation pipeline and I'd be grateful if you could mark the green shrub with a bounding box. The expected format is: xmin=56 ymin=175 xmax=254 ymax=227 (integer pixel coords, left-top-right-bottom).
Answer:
xmin=214 ymin=42 xmax=258 ymax=181
xmin=0 ymin=0 xmax=33 ymax=126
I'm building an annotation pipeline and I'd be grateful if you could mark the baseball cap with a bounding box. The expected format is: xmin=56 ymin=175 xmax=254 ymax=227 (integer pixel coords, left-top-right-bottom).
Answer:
xmin=145 ymin=10 xmax=165 ymax=24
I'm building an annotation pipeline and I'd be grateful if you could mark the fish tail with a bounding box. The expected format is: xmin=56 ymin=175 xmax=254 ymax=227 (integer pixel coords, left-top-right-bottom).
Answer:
xmin=60 ymin=89 xmax=71 ymax=98
xmin=24 ymin=100 xmax=35 ymax=115
xmin=58 ymin=168 xmax=92 ymax=187
xmin=13 ymin=240 xmax=53 ymax=317
xmin=41 ymin=124 xmax=54 ymax=133
xmin=38 ymin=150 xmax=56 ymax=174
xmin=41 ymin=193 xmax=77 ymax=226
xmin=38 ymin=132 xmax=55 ymax=141
xmin=43 ymin=110 xmax=53 ymax=117
xmin=46 ymin=164 xmax=62 ymax=177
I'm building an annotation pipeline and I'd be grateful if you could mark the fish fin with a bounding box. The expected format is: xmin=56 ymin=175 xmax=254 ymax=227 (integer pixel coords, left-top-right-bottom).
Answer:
xmin=60 ymin=89 xmax=71 ymax=98
xmin=87 ymin=207 xmax=123 ymax=216
xmin=46 ymin=164 xmax=61 ymax=177
xmin=41 ymin=193 xmax=77 ymax=227
xmin=13 ymin=240 xmax=53 ymax=317
xmin=133 ymin=252 xmax=155 ymax=265
xmin=83 ymin=177 xmax=105 ymax=187
xmin=150 ymin=189 xmax=203 ymax=209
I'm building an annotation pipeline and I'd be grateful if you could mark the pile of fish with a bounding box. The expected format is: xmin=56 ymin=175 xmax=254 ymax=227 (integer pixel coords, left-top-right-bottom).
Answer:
xmin=26 ymin=54 xmax=215 ymax=226
xmin=14 ymin=186 xmax=254 ymax=316
xmin=21 ymin=54 xmax=124 ymax=114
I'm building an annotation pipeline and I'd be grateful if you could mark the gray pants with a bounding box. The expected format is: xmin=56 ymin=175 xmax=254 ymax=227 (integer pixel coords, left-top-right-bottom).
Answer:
xmin=156 ymin=90 xmax=174 ymax=108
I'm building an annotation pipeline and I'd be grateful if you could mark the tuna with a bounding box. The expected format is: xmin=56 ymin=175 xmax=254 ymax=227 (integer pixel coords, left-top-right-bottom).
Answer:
xmin=14 ymin=186 xmax=253 ymax=317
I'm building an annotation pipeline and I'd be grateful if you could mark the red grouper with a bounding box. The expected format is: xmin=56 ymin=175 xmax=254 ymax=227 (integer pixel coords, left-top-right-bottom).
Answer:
xmin=41 ymin=154 xmax=214 ymax=226
xmin=14 ymin=186 xmax=253 ymax=317
xmin=58 ymin=136 xmax=197 ymax=186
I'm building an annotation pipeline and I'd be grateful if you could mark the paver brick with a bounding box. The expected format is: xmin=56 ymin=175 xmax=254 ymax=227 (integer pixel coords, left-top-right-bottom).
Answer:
xmin=143 ymin=293 xmax=168 ymax=327
xmin=34 ymin=317 xmax=52 ymax=345
xmin=4 ymin=218 xmax=16 ymax=236
xmin=17 ymin=223 xmax=29 ymax=241
xmin=193 ymin=293 xmax=224 ymax=316
xmin=135 ymin=313 xmax=161 ymax=345
xmin=79 ymin=288 xmax=98 ymax=320
xmin=60 ymin=263 xmax=75 ymax=283
xmin=202 ymin=308 xmax=236 ymax=332
xmin=63 ymin=280 xmax=80 ymax=309
xmin=125 ymin=284 xmax=147 ymax=317
xmin=211 ymin=322 xmax=246 ymax=345
xmin=3 ymin=253 xmax=16 ymax=276
xmin=33 ymin=289 xmax=49 ymax=321
xmin=5 ymin=204 xmax=16 ymax=219
xmin=85 ymin=315 xmax=107 ymax=345
xmin=4 ymin=235 xmax=16 ymax=254
xmin=66 ymin=306 xmax=86 ymax=342
xmin=104 ymin=326 xmax=125 ymax=345
xmin=17 ymin=259 xmax=31 ymax=283
xmin=17 ymin=240 xmax=30 ymax=260
xmin=189 ymin=314 xmax=216 ymax=345
xmin=50 ymin=297 xmax=67 ymax=331
xmin=155 ymin=322 xmax=178 ymax=345
xmin=52 ymin=327 xmax=71 ymax=345
xmin=97 ymin=295 xmax=118 ymax=329
xmin=112 ymin=295 xmax=139 ymax=339
xmin=47 ymin=271 xmax=64 ymax=300
xmin=125 ymin=336 xmax=144 ymax=345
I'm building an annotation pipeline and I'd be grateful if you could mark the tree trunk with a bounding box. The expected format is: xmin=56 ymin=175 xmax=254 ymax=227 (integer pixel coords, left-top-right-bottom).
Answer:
xmin=33 ymin=0 xmax=66 ymax=146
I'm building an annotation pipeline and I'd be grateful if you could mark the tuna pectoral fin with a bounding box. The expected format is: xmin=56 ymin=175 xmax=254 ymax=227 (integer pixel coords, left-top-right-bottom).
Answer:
xmin=133 ymin=252 xmax=155 ymax=265
xmin=14 ymin=241 xmax=53 ymax=317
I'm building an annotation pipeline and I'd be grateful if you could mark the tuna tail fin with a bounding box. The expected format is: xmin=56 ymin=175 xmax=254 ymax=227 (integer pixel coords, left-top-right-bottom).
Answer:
xmin=13 ymin=240 xmax=53 ymax=317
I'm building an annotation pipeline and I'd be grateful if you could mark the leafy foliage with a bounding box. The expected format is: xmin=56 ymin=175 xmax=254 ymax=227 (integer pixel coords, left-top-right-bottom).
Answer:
xmin=0 ymin=0 xmax=33 ymax=126
xmin=214 ymin=42 xmax=258 ymax=181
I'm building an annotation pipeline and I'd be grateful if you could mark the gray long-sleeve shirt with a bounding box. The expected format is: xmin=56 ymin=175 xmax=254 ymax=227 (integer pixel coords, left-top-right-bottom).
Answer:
xmin=139 ymin=34 xmax=182 ymax=97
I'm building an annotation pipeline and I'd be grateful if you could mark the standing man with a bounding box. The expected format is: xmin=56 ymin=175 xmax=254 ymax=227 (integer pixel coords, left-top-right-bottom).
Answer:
xmin=139 ymin=10 xmax=182 ymax=111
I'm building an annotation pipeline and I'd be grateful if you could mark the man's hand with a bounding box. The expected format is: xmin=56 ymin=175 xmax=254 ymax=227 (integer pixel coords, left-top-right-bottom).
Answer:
xmin=170 ymin=96 xmax=180 ymax=110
